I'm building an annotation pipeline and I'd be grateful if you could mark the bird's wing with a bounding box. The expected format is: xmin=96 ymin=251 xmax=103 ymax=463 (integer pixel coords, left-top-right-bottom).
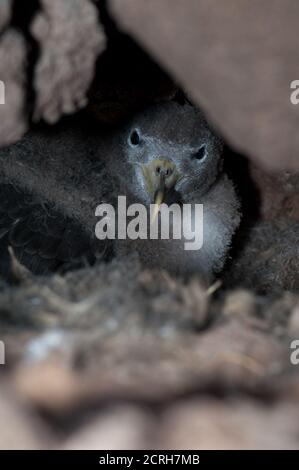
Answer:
xmin=0 ymin=182 xmax=111 ymax=276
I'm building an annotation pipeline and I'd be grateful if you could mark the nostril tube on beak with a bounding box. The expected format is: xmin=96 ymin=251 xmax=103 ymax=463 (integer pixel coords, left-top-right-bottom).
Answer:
xmin=154 ymin=160 xmax=174 ymax=179
xmin=142 ymin=158 xmax=179 ymax=204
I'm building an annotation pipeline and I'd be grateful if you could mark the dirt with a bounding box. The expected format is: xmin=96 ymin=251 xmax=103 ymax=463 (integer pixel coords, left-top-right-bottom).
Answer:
xmin=0 ymin=249 xmax=298 ymax=449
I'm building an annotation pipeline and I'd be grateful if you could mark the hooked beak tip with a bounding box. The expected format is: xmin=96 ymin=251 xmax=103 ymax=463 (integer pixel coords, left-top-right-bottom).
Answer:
xmin=151 ymin=188 xmax=164 ymax=223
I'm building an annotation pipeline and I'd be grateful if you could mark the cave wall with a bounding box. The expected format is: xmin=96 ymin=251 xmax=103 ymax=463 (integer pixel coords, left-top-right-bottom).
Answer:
xmin=1 ymin=0 xmax=299 ymax=173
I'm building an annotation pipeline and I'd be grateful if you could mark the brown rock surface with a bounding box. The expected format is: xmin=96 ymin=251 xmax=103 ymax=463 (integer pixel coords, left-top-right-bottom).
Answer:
xmin=31 ymin=0 xmax=106 ymax=123
xmin=110 ymin=0 xmax=299 ymax=170
xmin=0 ymin=0 xmax=11 ymax=32
xmin=160 ymin=400 xmax=299 ymax=450
xmin=0 ymin=30 xmax=27 ymax=146
xmin=0 ymin=389 xmax=49 ymax=449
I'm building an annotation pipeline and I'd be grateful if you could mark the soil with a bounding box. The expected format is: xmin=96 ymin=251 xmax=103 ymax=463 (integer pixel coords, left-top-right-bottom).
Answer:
xmin=0 ymin=246 xmax=299 ymax=449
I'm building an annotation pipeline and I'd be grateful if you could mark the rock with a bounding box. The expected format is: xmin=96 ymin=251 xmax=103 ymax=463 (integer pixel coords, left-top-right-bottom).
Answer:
xmin=31 ymin=0 xmax=106 ymax=123
xmin=109 ymin=0 xmax=299 ymax=170
xmin=62 ymin=406 xmax=153 ymax=450
xmin=0 ymin=30 xmax=27 ymax=147
xmin=0 ymin=389 xmax=48 ymax=449
xmin=0 ymin=0 xmax=11 ymax=32
xmin=160 ymin=399 xmax=299 ymax=449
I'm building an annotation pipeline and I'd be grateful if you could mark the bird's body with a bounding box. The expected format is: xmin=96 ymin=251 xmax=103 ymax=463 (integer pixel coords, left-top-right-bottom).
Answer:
xmin=0 ymin=102 xmax=241 ymax=281
xmin=114 ymin=174 xmax=240 ymax=281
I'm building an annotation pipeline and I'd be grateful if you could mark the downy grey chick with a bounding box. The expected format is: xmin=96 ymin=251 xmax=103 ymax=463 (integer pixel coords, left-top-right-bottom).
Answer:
xmin=108 ymin=101 xmax=241 ymax=281
xmin=0 ymin=101 xmax=240 ymax=282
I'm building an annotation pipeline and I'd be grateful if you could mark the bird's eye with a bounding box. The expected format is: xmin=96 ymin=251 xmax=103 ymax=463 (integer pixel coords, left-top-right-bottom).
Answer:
xmin=193 ymin=145 xmax=207 ymax=161
xmin=129 ymin=129 xmax=141 ymax=146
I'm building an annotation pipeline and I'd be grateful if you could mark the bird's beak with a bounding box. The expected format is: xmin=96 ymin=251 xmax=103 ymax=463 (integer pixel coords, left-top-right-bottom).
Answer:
xmin=141 ymin=159 xmax=179 ymax=221
xmin=151 ymin=186 xmax=165 ymax=223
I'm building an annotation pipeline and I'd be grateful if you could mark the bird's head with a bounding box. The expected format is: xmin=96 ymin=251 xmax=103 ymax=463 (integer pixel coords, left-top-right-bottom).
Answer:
xmin=112 ymin=102 xmax=223 ymax=206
